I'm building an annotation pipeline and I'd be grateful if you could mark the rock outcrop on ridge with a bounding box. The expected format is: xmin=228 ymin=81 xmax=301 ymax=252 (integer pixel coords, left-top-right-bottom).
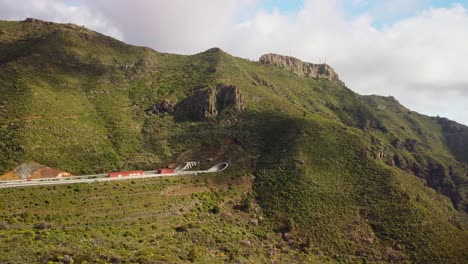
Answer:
xmin=260 ymin=53 xmax=343 ymax=85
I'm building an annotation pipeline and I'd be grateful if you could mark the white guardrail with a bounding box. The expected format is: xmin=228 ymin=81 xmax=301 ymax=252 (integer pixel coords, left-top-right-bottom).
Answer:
xmin=0 ymin=163 xmax=228 ymax=189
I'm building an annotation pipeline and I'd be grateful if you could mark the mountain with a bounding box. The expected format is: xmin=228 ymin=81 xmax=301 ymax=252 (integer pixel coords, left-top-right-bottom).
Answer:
xmin=0 ymin=18 xmax=467 ymax=263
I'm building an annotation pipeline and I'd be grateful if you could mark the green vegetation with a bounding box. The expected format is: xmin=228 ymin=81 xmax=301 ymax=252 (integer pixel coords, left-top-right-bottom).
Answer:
xmin=252 ymin=113 xmax=466 ymax=262
xmin=0 ymin=19 xmax=467 ymax=263
xmin=0 ymin=174 xmax=323 ymax=263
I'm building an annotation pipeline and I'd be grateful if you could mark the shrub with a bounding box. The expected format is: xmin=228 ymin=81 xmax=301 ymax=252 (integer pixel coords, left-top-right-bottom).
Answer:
xmin=210 ymin=205 xmax=220 ymax=214
xmin=34 ymin=221 xmax=53 ymax=230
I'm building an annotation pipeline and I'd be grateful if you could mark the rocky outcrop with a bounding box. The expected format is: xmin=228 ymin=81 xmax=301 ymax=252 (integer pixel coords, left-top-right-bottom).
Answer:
xmin=252 ymin=75 xmax=277 ymax=89
xmin=391 ymin=138 xmax=419 ymax=152
xmin=216 ymin=84 xmax=244 ymax=112
xmin=23 ymin=18 xmax=84 ymax=31
xmin=259 ymin=53 xmax=343 ymax=85
xmin=370 ymin=135 xmax=466 ymax=211
xmin=363 ymin=118 xmax=388 ymax=132
xmin=145 ymin=99 xmax=175 ymax=115
xmin=175 ymin=88 xmax=217 ymax=121
xmin=175 ymin=84 xmax=245 ymax=121
xmin=64 ymin=23 xmax=84 ymax=30
xmin=436 ymin=117 xmax=468 ymax=163
xmin=381 ymin=152 xmax=466 ymax=212
xmin=23 ymin=18 xmax=53 ymax=25
xmin=204 ymin=47 xmax=223 ymax=53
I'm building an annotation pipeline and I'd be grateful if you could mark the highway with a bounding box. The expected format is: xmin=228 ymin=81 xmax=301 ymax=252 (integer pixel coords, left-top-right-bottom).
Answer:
xmin=0 ymin=163 xmax=228 ymax=189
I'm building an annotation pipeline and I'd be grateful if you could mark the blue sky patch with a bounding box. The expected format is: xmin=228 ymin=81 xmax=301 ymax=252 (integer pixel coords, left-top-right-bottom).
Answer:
xmin=261 ymin=0 xmax=468 ymax=28
xmin=262 ymin=0 xmax=304 ymax=13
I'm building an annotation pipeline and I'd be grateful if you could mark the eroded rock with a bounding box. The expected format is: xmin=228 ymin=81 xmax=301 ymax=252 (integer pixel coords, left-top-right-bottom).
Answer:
xmin=392 ymin=138 xmax=419 ymax=152
xmin=23 ymin=18 xmax=53 ymax=25
xmin=259 ymin=53 xmax=344 ymax=85
xmin=145 ymin=99 xmax=175 ymax=115
xmin=216 ymin=84 xmax=244 ymax=112
xmin=174 ymin=84 xmax=245 ymax=121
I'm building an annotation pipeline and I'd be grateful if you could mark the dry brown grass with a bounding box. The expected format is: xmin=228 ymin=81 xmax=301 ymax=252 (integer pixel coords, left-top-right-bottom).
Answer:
xmin=0 ymin=171 xmax=20 ymax=180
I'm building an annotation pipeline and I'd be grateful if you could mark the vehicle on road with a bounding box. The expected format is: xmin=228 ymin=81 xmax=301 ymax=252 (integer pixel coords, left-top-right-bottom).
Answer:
xmin=108 ymin=170 xmax=145 ymax=178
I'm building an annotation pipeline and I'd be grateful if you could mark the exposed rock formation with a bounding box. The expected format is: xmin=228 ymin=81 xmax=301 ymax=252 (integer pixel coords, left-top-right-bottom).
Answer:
xmin=436 ymin=117 xmax=468 ymax=163
xmin=391 ymin=138 xmax=419 ymax=152
xmin=145 ymin=99 xmax=175 ymax=115
xmin=370 ymin=134 xmax=466 ymax=211
xmin=175 ymin=88 xmax=217 ymax=121
xmin=175 ymin=84 xmax=245 ymax=121
xmin=64 ymin=23 xmax=83 ymax=30
xmin=23 ymin=18 xmax=53 ymax=25
xmin=363 ymin=118 xmax=388 ymax=132
xmin=204 ymin=47 xmax=223 ymax=53
xmin=252 ymin=75 xmax=277 ymax=89
xmin=23 ymin=18 xmax=84 ymax=31
xmin=380 ymin=152 xmax=466 ymax=212
xmin=259 ymin=53 xmax=343 ymax=85
xmin=216 ymin=84 xmax=244 ymax=112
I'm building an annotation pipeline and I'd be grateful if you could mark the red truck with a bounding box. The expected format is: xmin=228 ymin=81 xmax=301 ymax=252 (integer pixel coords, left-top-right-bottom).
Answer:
xmin=107 ymin=170 xmax=145 ymax=178
xmin=158 ymin=168 xmax=174 ymax=174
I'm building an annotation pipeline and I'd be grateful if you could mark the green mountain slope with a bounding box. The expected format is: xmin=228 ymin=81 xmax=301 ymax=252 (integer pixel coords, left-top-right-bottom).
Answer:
xmin=0 ymin=19 xmax=467 ymax=263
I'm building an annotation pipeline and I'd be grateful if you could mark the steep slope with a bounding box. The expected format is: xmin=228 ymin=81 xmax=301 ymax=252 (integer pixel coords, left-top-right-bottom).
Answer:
xmin=0 ymin=19 xmax=467 ymax=263
xmin=0 ymin=19 xmax=221 ymax=173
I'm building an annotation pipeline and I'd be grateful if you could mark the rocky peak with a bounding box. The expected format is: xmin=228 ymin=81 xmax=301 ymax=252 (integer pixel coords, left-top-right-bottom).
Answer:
xmin=23 ymin=18 xmax=52 ymax=25
xmin=23 ymin=18 xmax=86 ymax=31
xmin=259 ymin=53 xmax=343 ymax=85
xmin=204 ymin=47 xmax=224 ymax=53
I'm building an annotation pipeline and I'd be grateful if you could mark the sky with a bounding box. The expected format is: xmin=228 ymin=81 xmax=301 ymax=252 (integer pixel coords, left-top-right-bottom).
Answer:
xmin=0 ymin=0 xmax=467 ymax=125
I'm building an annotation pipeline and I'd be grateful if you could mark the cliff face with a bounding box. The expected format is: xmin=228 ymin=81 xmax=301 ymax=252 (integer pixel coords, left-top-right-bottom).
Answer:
xmin=259 ymin=53 xmax=344 ymax=85
xmin=436 ymin=117 xmax=468 ymax=163
xmin=174 ymin=84 xmax=245 ymax=121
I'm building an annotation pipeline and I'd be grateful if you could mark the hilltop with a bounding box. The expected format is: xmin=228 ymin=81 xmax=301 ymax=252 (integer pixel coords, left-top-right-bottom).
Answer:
xmin=0 ymin=19 xmax=467 ymax=263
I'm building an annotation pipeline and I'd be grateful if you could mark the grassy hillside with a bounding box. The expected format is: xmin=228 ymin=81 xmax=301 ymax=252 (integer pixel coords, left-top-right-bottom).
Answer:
xmin=251 ymin=113 xmax=466 ymax=262
xmin=1 ymin=173 xmax=327 ymax=263
xmin=0 ymin=19 xmax=467 ymax=263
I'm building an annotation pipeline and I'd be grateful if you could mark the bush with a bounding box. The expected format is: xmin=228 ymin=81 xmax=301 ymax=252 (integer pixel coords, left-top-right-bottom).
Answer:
xmin=187 ymin=247 xmax=200 ymax=262
xmin=210 ymin=205 xmax=220 ymax=214
xmin=34 ymin=221 xmax=53 ymax=230
xmin=174 ymin=226 xmax=187 ymax=232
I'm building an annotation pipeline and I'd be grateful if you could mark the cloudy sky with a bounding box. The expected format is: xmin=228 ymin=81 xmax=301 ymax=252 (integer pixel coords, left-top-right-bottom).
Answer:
xmin=1 ymin=0 xmax=467 ymax=125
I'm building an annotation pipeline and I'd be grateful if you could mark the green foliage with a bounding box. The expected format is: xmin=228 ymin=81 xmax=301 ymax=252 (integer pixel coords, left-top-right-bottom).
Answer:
xmin=251 ymin=113 xmax=467 ymax=262
xmin=0 ymin=174 xmax=318 ymax=263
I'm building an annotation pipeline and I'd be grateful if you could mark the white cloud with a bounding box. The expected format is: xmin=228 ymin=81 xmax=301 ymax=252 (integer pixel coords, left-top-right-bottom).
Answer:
xmin=0 ymin=0 xmax=123 ymax=39
xmin=82 ymin=0 xmax=260 ymax=54
xmin=371 ymin=0 xmax=427 ymax=19
xmin=0 ymin=0 xmax=467 ymax=125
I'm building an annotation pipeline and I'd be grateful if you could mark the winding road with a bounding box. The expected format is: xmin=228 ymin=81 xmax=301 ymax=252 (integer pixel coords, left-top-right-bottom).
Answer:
xmin=0 ymin=163 xmax=228 ymax=189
